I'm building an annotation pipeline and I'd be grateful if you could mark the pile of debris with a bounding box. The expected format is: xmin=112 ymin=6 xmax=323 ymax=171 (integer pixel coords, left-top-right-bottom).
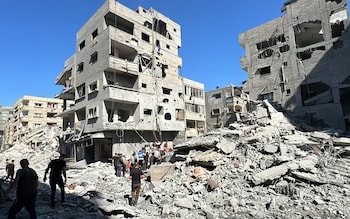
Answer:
xmin=1 ymin=101 xmax=350 ymax=218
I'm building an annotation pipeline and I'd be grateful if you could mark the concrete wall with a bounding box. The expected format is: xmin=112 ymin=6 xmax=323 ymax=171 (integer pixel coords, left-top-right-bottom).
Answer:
xmin=240 ymin=0 xmax=350 ymax=130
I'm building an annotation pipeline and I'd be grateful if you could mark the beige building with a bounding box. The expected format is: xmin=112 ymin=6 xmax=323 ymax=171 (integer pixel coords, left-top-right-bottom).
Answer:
xmin=55 ymin=0 xmax=203 ymax=162
xmin=239 ymin=0 xmax=350 ymax=130
xmin=5 ymin=96 xmax=67 ymax=147
xmin=183 ymin=78 xmax=206 ymax=139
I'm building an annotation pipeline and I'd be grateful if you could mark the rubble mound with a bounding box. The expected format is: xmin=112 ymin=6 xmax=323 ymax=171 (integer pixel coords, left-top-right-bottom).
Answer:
xmin=1 ymin=101 xmax=350 ymax=218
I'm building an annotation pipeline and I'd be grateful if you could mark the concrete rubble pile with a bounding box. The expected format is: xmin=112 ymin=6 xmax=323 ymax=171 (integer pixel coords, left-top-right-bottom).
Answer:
xmin=1 ymin=100 xmax=350 ymax=218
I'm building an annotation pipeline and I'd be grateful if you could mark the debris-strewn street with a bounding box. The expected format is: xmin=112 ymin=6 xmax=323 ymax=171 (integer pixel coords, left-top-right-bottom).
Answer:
xmin=1 ymin=101 xmax=350 ymax=218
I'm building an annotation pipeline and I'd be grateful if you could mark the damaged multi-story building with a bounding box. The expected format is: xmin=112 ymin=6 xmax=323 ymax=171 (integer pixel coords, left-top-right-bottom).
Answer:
xmin=183 ymin=78 xmax=206 ymax=139
xmin=55 ymin=0 xmax=204 ymax=163
xmin=239 ymin=0 xmax=350 ymax=130
xmin=205 ymin=85 xmax=249 ymax=131
xmin=4 ymin=96 xmax=68 ymax=147
xmin=0 ymin=106 xmax=13 ymax=150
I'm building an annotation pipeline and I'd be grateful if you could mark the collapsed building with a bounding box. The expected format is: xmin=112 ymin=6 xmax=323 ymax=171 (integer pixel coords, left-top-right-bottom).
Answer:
xmin=55 ymin=0 xmax=206 ymax=163
xmin=239 ymin=0 xmax=350 ymax=131
xmin=2 ymin=96 xmax=70 ymax=148
xmin=205 ymin=85 xmax=250 ymax=131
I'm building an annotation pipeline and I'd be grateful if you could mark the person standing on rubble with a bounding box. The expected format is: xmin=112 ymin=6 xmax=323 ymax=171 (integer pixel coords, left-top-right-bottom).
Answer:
xmin=43 ymin=154 xmax=67 ymax=209
xmin=4 ymin=159 xmax=39 ymax=219
xmin=5 ymin=159 xmax=15 ymax=182
xmin=129 ymin=162 xmax=144 ymax=205
xmin=109 ymin=153 xmax=123 ymax=177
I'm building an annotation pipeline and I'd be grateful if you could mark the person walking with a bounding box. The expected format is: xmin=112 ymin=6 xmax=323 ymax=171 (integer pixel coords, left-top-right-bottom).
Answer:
xmin=129 ymin=162 xmax=144 ymax=205
xmin=4 ymin=159 xmax=39 ymax=219
xmin=5 ymin=160 xmax=15 ymax=182
xmin=43 ymin=154 xmax=67 ymax=209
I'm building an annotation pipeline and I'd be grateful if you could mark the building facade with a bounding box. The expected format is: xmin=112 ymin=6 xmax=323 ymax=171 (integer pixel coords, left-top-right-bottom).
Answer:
xmin=0 ymin=106 xmax=13 ymax=150
xmin=55 ymin=0 xmax=202 ymax=163
xmin=183 ymin=78 xmax=206 ymax=139
xmin=4 ymin=96 xmax=67 ymax=147
xmin=205 ymin=85 xmax=248 ymax=131
xmin=239 ymin=0 xmax=350 ymax=130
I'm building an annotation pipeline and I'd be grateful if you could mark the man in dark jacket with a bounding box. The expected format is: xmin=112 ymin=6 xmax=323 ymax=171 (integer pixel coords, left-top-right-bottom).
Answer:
xmin=4 ymin=159 xmax=38 ymax=219
xmin=129 ymin=162 xmax=144 ymax=205
xmin=5 ymin=160 xmax=15 ymax=182
xmin=43 ymin=154 xmax=67 ymax=209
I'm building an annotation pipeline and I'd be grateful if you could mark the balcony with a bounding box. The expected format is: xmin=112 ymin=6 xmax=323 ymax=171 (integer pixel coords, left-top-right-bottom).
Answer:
xmin=108 ymin=56 xmax=138 ymax=75
xmin=103 ymin=86 xmax=139 ymax=104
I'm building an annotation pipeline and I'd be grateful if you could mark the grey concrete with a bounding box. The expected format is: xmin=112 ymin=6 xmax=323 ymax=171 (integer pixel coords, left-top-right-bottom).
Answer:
xmin=239 ymin=0 xmax=350 ymax=131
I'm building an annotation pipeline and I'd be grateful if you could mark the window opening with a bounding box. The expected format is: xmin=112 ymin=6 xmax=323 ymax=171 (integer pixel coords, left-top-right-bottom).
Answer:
xmin=164 ymin=113 xmax=171 ymax=120
xmin=142 ymin=33 xmax=150 ymax=42
xmin=294 ymin=21 xmax=324 ymax=48
xmin=92 ymin=29 xmax=98 ymax=44
xmin=90 ymin=52 xmax=98 ymax=64
xmin=144 ymin=109 xmax=152 ymax=115
xmin=162 ymin=87 xmax=171 ymax=95
xmin=79 ymin=40 xmax=85 ymax=51
xmin=257 ymin=66 xmax=271 ymax=75
xmin=77 ymin=62 xmax=84 ymax=73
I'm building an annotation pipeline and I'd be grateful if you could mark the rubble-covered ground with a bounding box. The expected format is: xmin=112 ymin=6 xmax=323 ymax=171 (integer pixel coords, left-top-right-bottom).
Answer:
xmin=1 ymin=101 xmax=350 ymax=219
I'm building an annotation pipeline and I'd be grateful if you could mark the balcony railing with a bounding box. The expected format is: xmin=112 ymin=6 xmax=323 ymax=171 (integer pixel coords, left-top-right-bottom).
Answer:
xmin=109 ymin=56 xmax=138 ymax=74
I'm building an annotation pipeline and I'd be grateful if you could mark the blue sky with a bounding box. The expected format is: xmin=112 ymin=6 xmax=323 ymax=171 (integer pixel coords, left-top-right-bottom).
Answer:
xmin=0 ymin=0 xmax=286 ymax=106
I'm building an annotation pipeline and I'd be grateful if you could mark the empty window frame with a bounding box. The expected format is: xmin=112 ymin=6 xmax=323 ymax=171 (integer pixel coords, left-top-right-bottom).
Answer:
xmin=88 ymin=107 xmax=98 ymax=119
xmin=104 ymin=12 xmax=134 ymax=35
xmin=77 ymin=83 xmax=86 ymax=98
xmin=162 ymin=87 xmax=172 ymax=95
xmin=279 ymin=45 xmax=290 ymax=53
xmin=92 ymin=29 xmax=98 ymax=44
xmin=293 ymin=21 xmax=324 ymax=48
xmin=79 ymin=40 xmax=85 ymax=51
xmin=256 ymin=34 xmax=286 ymax=50
xmin=164 ymin=113 xmax=171 ymax=120
xmin=153 ymin=18 xmax=167 ymax=37
xmin=77 ymin=62 xmax=84 ymax=73
xmin=258 ymin=49 xmax=273 ymax=59
xmin=142 ymin=33 xmax=150 ymax=42
xmin=90 ymin=52 xmax=98 ymax=64
xmin=34 ymin=103 xmax=42 ymax=108
xmin=212 ymin=93 xmax=221 ymax=99
xmin=185 ymin=86 xmax=204 ymax=99
xmin=47 ymin=112 xmax=55 ymax=118
xmin=88 ymin=81 xmax=98 ymax=93
xmin=256 ymin=66 xmax=271 ymax=75
xmin=144 ymin=21 xmax=152 ymax=29
xmin=144 ymin=109 xmax=152 ymax=115
xmin=258 ymin=92 xmax=274 ymax=102
xmin=211 ymin=108 xmax=220 ymax=116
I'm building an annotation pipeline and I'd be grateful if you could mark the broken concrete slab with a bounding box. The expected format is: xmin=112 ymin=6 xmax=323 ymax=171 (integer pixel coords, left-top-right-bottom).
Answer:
xmin=149 ymin=164 xmax=175 ymax=182
xmin=216 ymin=138 xmax=237 ymax=154
xmin=251 ymin=161 xmax=299 ymax=185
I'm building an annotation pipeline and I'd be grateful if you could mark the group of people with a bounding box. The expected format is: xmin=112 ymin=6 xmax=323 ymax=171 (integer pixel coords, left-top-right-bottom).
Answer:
xmin=2 ymin=154 xmax=67 ymax=218
xmin=1 ymin=142 xmax=172 ymax=217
